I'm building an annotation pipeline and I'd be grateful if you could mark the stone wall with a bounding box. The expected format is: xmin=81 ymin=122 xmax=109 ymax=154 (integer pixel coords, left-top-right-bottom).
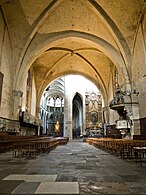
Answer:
xmin=132 ymin=18 xmax=146 ymax=119
xmin=0 ymin=11 xmax=14 ymax=119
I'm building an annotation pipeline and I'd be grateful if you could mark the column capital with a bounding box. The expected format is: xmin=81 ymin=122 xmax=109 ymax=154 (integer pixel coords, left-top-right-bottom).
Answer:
xmin=102 ymin=107 xmax=108 ymax=111
xmin=12 ymin=90 xmax=23 ymax=97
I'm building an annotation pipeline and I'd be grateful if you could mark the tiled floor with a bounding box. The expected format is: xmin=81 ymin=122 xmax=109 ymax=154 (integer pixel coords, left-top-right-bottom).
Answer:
xmin=0 ymin=140 xmax=146 ymax=194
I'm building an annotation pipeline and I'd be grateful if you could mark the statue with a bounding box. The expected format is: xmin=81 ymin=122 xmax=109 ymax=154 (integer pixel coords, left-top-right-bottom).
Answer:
xmin=55 ymin=121 xmax=60 ymax=133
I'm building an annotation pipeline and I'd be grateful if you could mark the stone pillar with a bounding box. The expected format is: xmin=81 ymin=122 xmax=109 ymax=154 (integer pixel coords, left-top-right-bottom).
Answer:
xmin=12 ymin=90 xmax=23 ymax=120
xmin=103 ymin=107 xmax=108 ymax=136
xmin=64 ymin=97 xmax=72 ymax=139
xmin=36 ymin=107 xmax=41 ymax=119
xmin=53 ymin=97 xmax=56 ymax=113
xmin=63 ymin=76 xmax=73 ymax=139
xmin=82 ymin=97 xmax=86 ymax=135
xmin=48 ymin=98 xmax=50 ymax=112
xmin=37 ymin=126 xmax=40 ymax=135
xmin=61 ymin=98 xmax=63 ymax=112
xmin=85 ymin=93 xmax=89 ymax=129
xmin=131 ymin=119 xmax=140 ymax=137
xmin=36 ymin=107 xmax=41 ymax=135
xmin=43 ymin=112 xmax=47 ymax=134
xmin=125 ymin=93 xmax=140 ymax=138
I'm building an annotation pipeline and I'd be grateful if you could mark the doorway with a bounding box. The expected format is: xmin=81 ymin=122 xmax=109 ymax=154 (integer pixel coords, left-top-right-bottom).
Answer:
xmin=72 ymin=93 xmax=83 ymax=139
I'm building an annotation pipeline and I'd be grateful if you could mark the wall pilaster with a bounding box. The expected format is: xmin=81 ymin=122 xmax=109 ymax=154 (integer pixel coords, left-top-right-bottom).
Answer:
xmin=12 ymin=90 xmax=23 ymax=120
xmin=125 ymin=93 xmax=141 ymax=138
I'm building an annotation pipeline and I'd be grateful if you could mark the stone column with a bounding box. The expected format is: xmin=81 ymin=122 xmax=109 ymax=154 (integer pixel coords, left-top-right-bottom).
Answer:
xmin=64 ymin=96 xmax=72 ymax=139
xmin=36 ymin=107 xmax=41 ymax=119
xmin=131 ymin=119 xmax=140 ymax=137
xmin=12 ymin=90 xmax=23 ymax=120
xmin=44 ymin=112 xmax=47 ymax=134
xmin=125 ymin=93 xmax=141 ymax=138
xmin=85 ymin=94 xmax=90 ymax=129
xmin=48 ymin=98 xmax=50 ymax=112
xmin=53 ymin=97 xmax=56 ymax=113
xmin=103 ymin=107 xmax=108 ymax=136
xmin=36 ymin=106 xmax=41 ymax=135
xmin=63 ymin=76 xmax=73 ymax=139
xmin=61 ymin=98 xmax=63 ymax=112
xmin=82 ymin=96 xmax=86 ymax=135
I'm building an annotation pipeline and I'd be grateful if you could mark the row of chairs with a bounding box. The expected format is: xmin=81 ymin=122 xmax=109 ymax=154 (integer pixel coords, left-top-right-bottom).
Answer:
xmin=0 ymin=133 xmax=40 ymax=141
xmin=12 ymin=137 xmax=69 ymax=158
xmin=0 ymin=134 xmax=48 ymax=153
xmin=84 ymin=138 xmax=146 ymax=165
xmin=0 ymin=134 xmax=69 ymax=158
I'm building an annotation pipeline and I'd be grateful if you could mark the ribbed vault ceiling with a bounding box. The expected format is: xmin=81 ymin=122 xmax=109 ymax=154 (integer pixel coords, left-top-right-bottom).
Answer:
xmin=1 ymin=0 xmax=144 ymax=105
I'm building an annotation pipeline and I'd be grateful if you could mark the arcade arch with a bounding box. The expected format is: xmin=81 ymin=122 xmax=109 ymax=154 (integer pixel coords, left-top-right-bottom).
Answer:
xmin=17 ymin=32 xmax=129 ymax=120
xmin=0 ymin=0 xmax=144 ymax=138
xmin=40 ymin=75 xmax=103 ymax=138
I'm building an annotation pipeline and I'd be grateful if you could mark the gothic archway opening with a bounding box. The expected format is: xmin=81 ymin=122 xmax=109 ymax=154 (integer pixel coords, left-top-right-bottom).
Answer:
xmin=72 ymin=93 xmax=83 ymax=139
xmin=40 ymin=74 xmax=104 ymax=139
xmin=40 ymin=78 xmax=64 ymax=136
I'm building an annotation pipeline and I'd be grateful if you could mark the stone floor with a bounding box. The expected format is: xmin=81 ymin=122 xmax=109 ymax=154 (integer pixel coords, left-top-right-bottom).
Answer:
xmin=0 ymin=140 xmax=146 ymax=194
